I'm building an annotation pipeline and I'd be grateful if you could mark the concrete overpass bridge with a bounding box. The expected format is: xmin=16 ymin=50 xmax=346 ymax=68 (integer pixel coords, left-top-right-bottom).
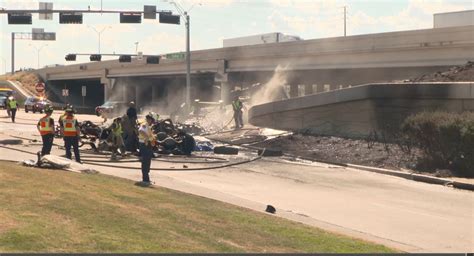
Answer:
xmin=36 ymin=25 xmax=474 ymax=113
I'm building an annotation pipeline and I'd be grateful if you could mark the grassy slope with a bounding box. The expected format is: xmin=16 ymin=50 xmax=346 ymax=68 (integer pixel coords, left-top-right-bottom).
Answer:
xmin=0 ymin=161 xmax=395 ymax=253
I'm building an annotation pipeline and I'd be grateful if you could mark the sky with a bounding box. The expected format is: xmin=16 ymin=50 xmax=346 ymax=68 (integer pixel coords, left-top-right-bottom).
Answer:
xmin=0 ymin=0 xmax=472 ymax=72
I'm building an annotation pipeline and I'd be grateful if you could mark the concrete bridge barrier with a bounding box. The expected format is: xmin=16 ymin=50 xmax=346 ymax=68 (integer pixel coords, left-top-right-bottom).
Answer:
xmin=248 ymin=82 xmax=474 ymax=139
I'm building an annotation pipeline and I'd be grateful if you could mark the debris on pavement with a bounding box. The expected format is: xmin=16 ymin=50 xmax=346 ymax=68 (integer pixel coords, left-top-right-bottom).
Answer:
xmin=22 ymin=154 xmax=98 ymax=174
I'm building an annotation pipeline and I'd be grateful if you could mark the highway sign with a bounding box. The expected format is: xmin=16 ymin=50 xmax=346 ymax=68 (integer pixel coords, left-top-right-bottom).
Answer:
xmin=62 ymin=89 xmax=69 ymax=97
xmin=166 ymin=52 xmax=185 ymax=60
xmin=35 ymin=82 xmax=45 ymax=92
xmin=32 ymin=32 xmax=56 ymax=41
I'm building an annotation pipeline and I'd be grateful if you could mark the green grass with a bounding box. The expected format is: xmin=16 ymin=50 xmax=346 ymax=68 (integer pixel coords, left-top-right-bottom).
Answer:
xmin=0 ymin=161 xmax=396 ymax=253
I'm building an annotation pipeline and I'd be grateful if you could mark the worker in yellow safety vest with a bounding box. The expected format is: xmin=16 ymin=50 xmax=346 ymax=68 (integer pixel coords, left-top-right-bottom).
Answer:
xmin=8 ymin=96 xmax=18 ymax=123
xmin=60 ymin=107 xmax=81 ymax=163
xmin=232 ymin=96 xmax=244 ymax=129
xmin=137 ymin=113 xmax=156 ymax=185
xmin=36 ymin=105 xmax=55 ymax=157
xmin=110 ymin=117 xmax=126 ymax=159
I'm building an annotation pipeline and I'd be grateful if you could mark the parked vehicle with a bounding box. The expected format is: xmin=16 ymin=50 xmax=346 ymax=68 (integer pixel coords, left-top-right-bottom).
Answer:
xmin=24 ymin=96 xmax=51 ymax=113
xmin=0 ymin=89 xmax=14 ymax=109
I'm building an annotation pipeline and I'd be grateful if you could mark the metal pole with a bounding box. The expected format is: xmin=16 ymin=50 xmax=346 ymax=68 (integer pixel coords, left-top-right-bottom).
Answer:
xmin=344 ymin=6 xmax=347 ymax=37
xmin=185 ymin=12 xmax=191 ymax=113
xmin=11 ymin=32 xmax=14 ymax=73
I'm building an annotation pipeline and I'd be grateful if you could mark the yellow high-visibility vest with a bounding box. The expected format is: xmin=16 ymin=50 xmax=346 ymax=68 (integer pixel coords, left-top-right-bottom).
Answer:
xmin=8 ymin=100 xmax=17 ymax=109
xmin=39 ymin=116 xmax=53 ymax=135
xmin=62 ymin=116 xmax=78 ymax=137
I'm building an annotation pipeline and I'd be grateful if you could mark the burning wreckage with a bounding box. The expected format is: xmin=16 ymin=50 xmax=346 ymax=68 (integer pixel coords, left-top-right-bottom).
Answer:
xmin=55 ymin=114 xmax=203 ymax=159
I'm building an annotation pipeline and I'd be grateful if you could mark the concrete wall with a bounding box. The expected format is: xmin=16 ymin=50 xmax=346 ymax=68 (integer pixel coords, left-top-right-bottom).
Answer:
xmin=249 ymin=83 xmax=474 ymax=139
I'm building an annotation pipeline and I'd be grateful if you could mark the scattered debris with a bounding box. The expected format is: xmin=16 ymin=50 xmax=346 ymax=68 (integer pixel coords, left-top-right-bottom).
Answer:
xmin=214 ymin=146 xmax=239 ymax=155
xmin=406 ymin=61 xmax=474 ymax=82
xmin=22 ymin=154 xmax=98 ymax=174
xmin=258 ymin=148 xmax=283 ymax=157
xmin=265 ymin=205 xmax=276 ymax=214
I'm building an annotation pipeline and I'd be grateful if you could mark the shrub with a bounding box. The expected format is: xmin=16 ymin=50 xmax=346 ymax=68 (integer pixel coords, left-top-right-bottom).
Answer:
xmin=401 ymin=111 xmax=474 ymax=177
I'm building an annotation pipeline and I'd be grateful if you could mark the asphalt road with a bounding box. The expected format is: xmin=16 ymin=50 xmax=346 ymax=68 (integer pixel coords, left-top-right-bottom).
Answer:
xmin=0 ymin=110 xmax=473 ymax=253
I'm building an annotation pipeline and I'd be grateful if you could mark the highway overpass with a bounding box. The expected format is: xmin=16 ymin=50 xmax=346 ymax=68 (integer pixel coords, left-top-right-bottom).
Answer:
xmin=35 ymin=25 xmax=474 ymax=113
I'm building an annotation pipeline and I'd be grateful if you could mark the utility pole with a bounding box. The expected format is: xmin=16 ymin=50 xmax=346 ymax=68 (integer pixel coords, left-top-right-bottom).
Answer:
xmin=343 ymin=6 xmax=347 ymax=37
xmin=134 ymin=41 xmax=139 ymax=54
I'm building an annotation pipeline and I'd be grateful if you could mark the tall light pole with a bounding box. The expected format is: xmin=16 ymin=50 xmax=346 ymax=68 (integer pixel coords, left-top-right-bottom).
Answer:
xmin=134 ymin=41 xmax=139 ymax=54
xmin=29 ymin=43 xmax=48 ymax=69
xmin=87 ymin=25 xmax=111 ymax=54
xmin=166 ymin=1 xmax=201 ymax=114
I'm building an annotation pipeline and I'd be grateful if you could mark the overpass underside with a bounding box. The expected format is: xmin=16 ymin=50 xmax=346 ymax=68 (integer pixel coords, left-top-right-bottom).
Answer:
xmin=47 ymin=79 xmax=104 ymax=110
xmin=45 ymin=65 xmax=453 ymax=114
xmin=106 ymin=74 xmax=218 ymax=114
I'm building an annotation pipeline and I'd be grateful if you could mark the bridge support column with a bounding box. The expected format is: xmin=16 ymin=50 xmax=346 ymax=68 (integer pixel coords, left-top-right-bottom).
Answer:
xmin=220 ymin=81 xmax=230 ymax=104
xmin=304 ymin=84 xmax=313 ymax=95
xmin=316 ymin=84 xmax=324 ymax=93
xmin=289 ymin=84 xmax=298 ymax=98
xmin=101 ymin=77 xmax=113 ymax=102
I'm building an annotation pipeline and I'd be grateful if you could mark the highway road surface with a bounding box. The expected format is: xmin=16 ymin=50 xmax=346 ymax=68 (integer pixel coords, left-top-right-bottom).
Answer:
xmin=0 ymin=111 xmax=473 ymax=253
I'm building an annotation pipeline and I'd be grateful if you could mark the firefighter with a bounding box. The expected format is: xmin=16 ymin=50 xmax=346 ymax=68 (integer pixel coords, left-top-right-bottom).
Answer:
xmin=8 ymin=96 xmax=18 ymax=123
xmin=232 ymin=96 xmax=244 ymax=129
xmin=60 ymin=106 xmax=81 ymax=163
xmin=36 ymin=105 xmax=55 ymax=157
xmin=110 ymin=117 xmax=126 ymax=159
xmin=137 ymin=113 xmax=156 ymax=185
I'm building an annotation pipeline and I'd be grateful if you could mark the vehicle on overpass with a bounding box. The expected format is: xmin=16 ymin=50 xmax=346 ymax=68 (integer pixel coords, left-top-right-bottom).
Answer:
xmin=95 ymin=101 xmax=128 ymax=117
xmin=24 ymin=96 xmax=51 ymax=113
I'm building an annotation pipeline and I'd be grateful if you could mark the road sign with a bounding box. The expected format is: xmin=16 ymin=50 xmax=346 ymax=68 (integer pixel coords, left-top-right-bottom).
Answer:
xmin=35 ymin=82 xmax=45 ymax=92
xmin=81 ymin=86 xmax=86 ymax=96
xmin=32 ymin=32 xmax=56 ymax=41
xmin=62 ymin=89 xmax=69 ymax=97
xmin=166 ymin=52 xmax=185 ymax=60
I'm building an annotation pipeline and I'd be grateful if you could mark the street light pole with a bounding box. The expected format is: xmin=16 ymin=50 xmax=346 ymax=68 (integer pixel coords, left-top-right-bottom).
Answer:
xmin=166 ymin=1 xmax=200 ymax=114
xmin=88 ymin=25 xmax=111 ymax=54
xmin=29 ymin=44 xmax=48 ymax=69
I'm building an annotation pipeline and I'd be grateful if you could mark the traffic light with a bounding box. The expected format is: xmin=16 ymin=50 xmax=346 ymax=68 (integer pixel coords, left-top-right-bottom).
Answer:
xmin=90 ymin=54 xmax=102 ymax=61
xmin=159 ymin=13 xmax=180 ymax=25
xmin=119 ymin=55 xmax=132 ymax=63
xmin=8 ymin=13 xmax=32 ymax=24
xmin=59 ymin=12 xmax=83 ymax=24
xmin=146 ymin=56 xmax=160 ymax=64
xmin=120 ymin=13 xmax=141 ymax=23
xmin=65 ymin=54 xmax=77 ymax=61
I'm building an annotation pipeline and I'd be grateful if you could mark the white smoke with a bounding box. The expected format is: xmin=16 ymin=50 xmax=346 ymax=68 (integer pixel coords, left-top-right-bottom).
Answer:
xmin=250 ymin=64 xmax=291 ymax=106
